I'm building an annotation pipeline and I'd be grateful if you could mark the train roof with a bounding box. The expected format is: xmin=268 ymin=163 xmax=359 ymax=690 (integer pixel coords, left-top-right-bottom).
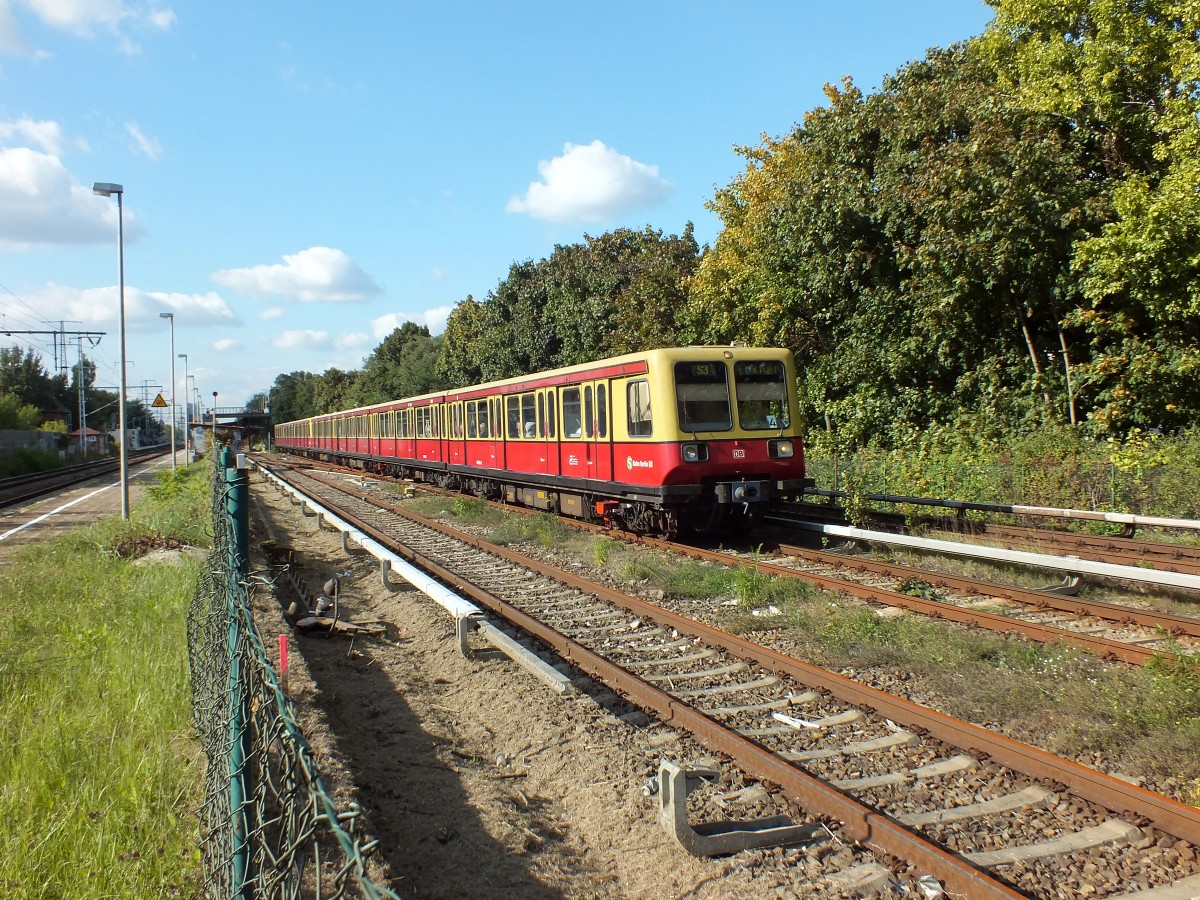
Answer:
xmin=286 ymin=345 xmax=792 ymax=423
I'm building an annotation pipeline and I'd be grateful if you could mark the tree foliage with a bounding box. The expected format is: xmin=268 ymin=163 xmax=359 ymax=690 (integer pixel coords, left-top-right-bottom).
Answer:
xmin=0 ymin=346 xmax=63 ymax=414
xmin=691 ymin=5 xmax=1200 ymax=446
xmin=0 ymin=392 xmax=41 ymax=429
xmin=980 ymin=0 xmax=1200 ymax=434
xmin=436 ymin=226 xmax=700 ymax=386
xmin=691 ymin=44 xmax=1108 ymax=446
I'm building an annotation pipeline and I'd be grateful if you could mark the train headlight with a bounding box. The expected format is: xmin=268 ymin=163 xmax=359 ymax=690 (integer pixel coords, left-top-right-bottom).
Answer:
xmin=769 ymin=439 xmax=794 ymax=459
xmin=681 ymin=442 xmax=708 ymax=462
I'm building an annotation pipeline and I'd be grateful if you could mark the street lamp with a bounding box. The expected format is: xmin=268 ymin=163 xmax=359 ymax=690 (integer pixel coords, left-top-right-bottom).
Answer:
xmin=179 ymin=353 xmax=189 ymax=463
xmin=159 ymin=312 xmax=176 ymax=471
xmin=93 ymin=181 xmax=129 ymax=520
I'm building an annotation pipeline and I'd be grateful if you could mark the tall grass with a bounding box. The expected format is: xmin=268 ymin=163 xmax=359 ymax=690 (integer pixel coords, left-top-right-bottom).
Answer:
xmin=0 ymin=464 xmax=209 ymax=898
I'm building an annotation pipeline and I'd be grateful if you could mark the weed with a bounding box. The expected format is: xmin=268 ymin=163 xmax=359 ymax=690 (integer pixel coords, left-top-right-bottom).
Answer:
xmin=896 ymin=578 xmax=945 ymax=601
xmin=593 ymin=537 xmax=620 ymax=566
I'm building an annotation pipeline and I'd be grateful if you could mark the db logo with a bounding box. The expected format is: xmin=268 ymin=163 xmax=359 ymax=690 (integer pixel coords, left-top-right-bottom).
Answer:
xmin=732 ymin=449 xmax=746 ymax=459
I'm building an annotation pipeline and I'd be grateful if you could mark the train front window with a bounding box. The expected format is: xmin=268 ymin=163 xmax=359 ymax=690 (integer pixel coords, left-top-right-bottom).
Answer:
xmin=733 ymin=360 xmax=791 ymax=430
xmin=674 ymin=361 xmax=731 ymax=432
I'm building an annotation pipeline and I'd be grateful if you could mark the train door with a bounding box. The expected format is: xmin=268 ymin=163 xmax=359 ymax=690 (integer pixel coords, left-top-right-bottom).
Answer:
xmin=398 ymin=407 xmax=414 ymax=462
xmin=536 ymin=388 xmax=558 ymax=476
xmin=484 ymin=396 xmax=501 ymax=469
xmin=585 ymin=381 xmax=612 ymax=481
xmin=448 ymin=402 xmax=465 ymax=466
xmin=558 ymin=385 xmax=587 ymax=482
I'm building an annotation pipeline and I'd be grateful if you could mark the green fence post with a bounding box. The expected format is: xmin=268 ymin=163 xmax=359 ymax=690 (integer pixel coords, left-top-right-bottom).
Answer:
xmin=222 ymin=444 xmax=253 ymax=898
xmin=223 ymin=446 xmax=249 ymax=577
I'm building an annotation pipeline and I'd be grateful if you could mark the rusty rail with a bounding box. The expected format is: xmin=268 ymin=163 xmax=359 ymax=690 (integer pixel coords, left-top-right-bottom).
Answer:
xmin=268 ymin=464 xmax=1200 ymax=892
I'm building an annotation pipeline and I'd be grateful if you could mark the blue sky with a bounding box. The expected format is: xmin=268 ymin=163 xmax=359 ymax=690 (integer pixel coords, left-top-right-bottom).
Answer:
xmin=1 ymin=1 xmax=995 ymax=411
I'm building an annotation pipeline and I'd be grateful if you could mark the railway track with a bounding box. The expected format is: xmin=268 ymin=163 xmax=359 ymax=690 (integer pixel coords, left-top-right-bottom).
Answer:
xmin=0 ymin=447 xmax=166 ymax=510
xmin=270 ymin=452 xmax=1200 ymax=668
xmin=255 ymin=458 xmax=1200 ymax=899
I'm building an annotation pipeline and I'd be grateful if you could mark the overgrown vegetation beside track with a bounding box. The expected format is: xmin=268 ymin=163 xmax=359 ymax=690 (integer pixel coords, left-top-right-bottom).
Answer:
xmin=419 ymin=493 xmax=1200 ymax=805
xmin=0 ymin=465 xmax=208 ymax=898
xmin=808 ymin=425 xmax=1200 ymax=522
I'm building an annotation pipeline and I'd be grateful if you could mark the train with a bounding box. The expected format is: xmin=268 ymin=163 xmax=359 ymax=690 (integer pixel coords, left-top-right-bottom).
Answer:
xmin=273 ymin=345 xmax=811 ymax=536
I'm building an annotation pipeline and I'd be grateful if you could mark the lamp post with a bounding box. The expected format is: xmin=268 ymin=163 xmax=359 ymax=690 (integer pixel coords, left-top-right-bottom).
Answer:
xmin=93 ymin=181 xmax=129 ymax=520
xmin=159 ymin=312 xmax=176 ymax=470
xmin=179 ymin=353 xmax=189 ymax=463
xmin=211 ymin=391 xmax=218 ymax=453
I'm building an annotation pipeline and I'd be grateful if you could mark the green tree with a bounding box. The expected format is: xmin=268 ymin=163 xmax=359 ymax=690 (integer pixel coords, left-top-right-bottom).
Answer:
xmin=0 ymin=346 xmax=63 ymax=411
xmin=435 ymin=226 xmax=701 ymax=385
xmin=357 ymin=322 xmax=445 ymax=403
xmin=268 ymin=371 xmax=319 ymax=423
xmin=982 ymin=0 xmax=1200 ymax=432
xmin=0 ymin=392 xmax=41 ymax=429
xmin=692 ymin=44 xmax=1103 ymax=446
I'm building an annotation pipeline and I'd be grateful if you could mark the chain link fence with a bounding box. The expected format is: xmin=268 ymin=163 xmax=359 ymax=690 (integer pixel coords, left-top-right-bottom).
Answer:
xmin=188 ymin=449 xmax=398 ymax=898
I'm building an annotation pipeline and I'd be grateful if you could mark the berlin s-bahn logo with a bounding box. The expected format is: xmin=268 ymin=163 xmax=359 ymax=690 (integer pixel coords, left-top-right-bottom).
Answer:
xmin=627 ymin=456 xmax=653 ymax=471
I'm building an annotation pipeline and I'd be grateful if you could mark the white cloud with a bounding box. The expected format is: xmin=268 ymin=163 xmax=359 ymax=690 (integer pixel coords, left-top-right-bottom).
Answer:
xmin=506 ymin=140 xmax=672 ymax=223
xmin=269 ymin=328 xmax=371 ymax=354
xmin=213 ymin=337 xmax=243 ymax=352
xmin=125 ymin=121 xmax=161 ymax=160
xmin=24 ymin=282 xmax=240 ymax=330
xmin=1 ymin=1 xmax=175 ymax=54
xmin=272 ymin=329 xmax=330 ymax=351
xmin=0 ymin=117 xmax=65 ymax=155
xmin=0 ymin=146 xmax=141 ymax=247
xmin=212 ymin=246 xmax=381 ymax=302
xmin=335 ymin=332 xmax=370 ymax=351
xmin=259 ymin=306 xmax=285 ymax=320
xmin=370 ymin=306 xmax=452 ymax=338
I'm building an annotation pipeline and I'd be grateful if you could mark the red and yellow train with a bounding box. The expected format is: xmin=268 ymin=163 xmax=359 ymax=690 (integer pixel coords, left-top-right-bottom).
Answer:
xmin=273 ymin=346 xmax=810 ymax=535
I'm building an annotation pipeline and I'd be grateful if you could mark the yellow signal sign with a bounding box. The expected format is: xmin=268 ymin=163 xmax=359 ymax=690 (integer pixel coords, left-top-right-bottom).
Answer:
xmin=152 ymin=393 xmax=168 ymax=408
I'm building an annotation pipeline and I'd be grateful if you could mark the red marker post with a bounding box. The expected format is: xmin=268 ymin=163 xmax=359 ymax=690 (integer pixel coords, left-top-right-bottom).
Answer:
xmin=279 ymin=634 xmax=289 ymax=695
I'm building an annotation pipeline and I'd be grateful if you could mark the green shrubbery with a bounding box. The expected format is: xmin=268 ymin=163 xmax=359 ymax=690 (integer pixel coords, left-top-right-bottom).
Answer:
xmin=807 ymin=425 xmax=1200 ymax=518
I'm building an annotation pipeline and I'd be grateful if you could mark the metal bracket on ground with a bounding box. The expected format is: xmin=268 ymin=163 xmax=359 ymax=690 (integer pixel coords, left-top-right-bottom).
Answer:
xmin=379 ymin=559 xmax=414 ymax=593
xmin=658 ymin=759 xmax=820 ymax=857
xmin=341 ymin=530 xmax=367 ymax=556
xmin=1039 ymin=573 xmax=1082 ymax=596
xmin=456 ymin=615 xmax=575 ymax=695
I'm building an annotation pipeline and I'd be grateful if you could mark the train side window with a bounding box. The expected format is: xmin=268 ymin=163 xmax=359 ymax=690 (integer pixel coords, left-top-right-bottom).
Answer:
xmin=562 ymin=387 xmax=582 ymax=438
xmin=597 ymin=385 xmax=608 ymax=438
xmin=584 ymin=386 xmax=594 ymax=438
xmin=546 ymin=390 xmax=556 ymax=438
xmin=506 ymin=396 xmax=520 ymax=439
xmin=466 ymin=401 xmax=478 ymax=439
xmin=521 ymin=393 xmax=536 ymax=438
xmin=628 ymin=380 xmax=653 ymax=437
xmin=432 ymin=405 xmax=439 ymax=438
xmin=477 ymin=401 xmax=489 ymax=438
